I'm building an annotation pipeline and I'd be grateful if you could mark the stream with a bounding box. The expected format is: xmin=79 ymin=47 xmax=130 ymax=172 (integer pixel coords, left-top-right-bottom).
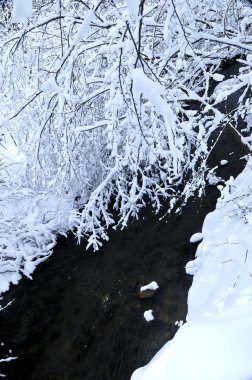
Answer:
xmin=0 ymin=62 xmax=250 ymax=380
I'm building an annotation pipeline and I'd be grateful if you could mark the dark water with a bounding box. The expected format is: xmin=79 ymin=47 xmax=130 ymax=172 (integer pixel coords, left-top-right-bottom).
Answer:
xmin=0 ymin=61 xmax=250 ymax=380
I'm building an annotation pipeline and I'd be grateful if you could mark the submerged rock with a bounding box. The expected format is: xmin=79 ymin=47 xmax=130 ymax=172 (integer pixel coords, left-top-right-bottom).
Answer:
xmin=144 ymin=310 xmax=154 ymax=322
xmin=220 ymin=159 xmax=229 ymax=166
xmin=139 ymin=281 xmax=159 ymax=299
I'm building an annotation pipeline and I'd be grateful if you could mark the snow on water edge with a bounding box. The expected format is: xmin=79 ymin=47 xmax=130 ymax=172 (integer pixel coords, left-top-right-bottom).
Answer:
xmin=132 ymin=157 xmax=252 ymax=380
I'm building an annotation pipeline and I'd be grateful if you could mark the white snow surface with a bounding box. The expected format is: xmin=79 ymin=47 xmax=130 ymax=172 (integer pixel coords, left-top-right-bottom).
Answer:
xmin=206 ymin=171 xmax=223 ymax=185
xmin=0 ymin=188 xmax=75 ymax=295
xmin=174 ymin=320 xmax=183 ymax=327
xmin=144 ymin=310 xmax=154 ymax=322
xmin=12 ymin=0 xmax=33 ymax=22
xmin=212 ymin=73 xmax=225 ymax=82
xmin=189 ymin=232 xmax=203 ymax=243
xmin=220 ymin=159 xmax=229 ymax=166
xmin=133 ymin=305 xmax=252 ymax=380
xmin=132 ymin=158 xmax=252 ymax=380
xmin=125 ymin=0 xmax=140 ymax=18
xmin=140 ymin=281 xmax=159 ymax=292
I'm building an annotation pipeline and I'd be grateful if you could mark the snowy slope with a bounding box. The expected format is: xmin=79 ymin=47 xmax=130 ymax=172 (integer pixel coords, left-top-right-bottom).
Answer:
xmin=132 ymin=157 xmax=252 ymax=380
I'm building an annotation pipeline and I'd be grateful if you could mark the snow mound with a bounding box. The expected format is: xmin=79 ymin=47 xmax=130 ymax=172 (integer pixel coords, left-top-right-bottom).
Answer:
xmin=189 ymin=232 xmax=203 ymax=243
xmin=133 ymin=305 xmax=252 ymax=380
xmin=212 ymin=73 xmax=225 ymax=82
xmin=132 ymin=158 xmax=252 ymax=380
xmin=140 ymin=281 xmax=159 ymax=292
xmin=206 ymin=170 xmax=224 ymax=186
xmin=220 ymin=159 xmax=229 ymax=166
xmin=144 ymin=310 xmax=154 ymax=322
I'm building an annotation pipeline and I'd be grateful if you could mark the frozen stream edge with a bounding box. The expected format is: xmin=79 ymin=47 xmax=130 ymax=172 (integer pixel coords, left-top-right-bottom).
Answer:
xmin=132 ymin=158 xmax=252 ymax=380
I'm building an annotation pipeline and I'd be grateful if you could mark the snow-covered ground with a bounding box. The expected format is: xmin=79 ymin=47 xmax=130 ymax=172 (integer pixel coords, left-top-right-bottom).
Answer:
xmin=132 ymin=156 xmax=252 ymax=380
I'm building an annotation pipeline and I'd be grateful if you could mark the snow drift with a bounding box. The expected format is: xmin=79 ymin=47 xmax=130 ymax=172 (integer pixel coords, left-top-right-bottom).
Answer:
xmin=132 ymin=157 xmax=252 ymax=380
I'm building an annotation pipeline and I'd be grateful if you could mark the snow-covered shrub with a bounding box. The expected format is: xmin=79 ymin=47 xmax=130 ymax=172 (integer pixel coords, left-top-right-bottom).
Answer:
xmin=0 ymin=0 xmax=252 ymax=251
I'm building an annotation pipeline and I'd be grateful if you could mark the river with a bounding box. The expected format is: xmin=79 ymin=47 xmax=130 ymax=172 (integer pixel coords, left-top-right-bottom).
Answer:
xmin=0 ymin=61 xmax=250 ymax=380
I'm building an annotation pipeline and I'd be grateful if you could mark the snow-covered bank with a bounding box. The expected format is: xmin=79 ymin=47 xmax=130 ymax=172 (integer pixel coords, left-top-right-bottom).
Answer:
xmin=132 ymin=157 xmax=252 ymax=380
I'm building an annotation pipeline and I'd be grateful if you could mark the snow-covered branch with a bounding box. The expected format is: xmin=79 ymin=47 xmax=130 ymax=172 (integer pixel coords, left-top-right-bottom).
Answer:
xmin=0 ymin=0 xmax=251 ymax=254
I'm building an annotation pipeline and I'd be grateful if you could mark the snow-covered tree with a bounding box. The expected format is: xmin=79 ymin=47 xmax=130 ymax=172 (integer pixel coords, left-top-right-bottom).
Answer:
xmin=0 ymin=0 xmax=252 ymax=250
